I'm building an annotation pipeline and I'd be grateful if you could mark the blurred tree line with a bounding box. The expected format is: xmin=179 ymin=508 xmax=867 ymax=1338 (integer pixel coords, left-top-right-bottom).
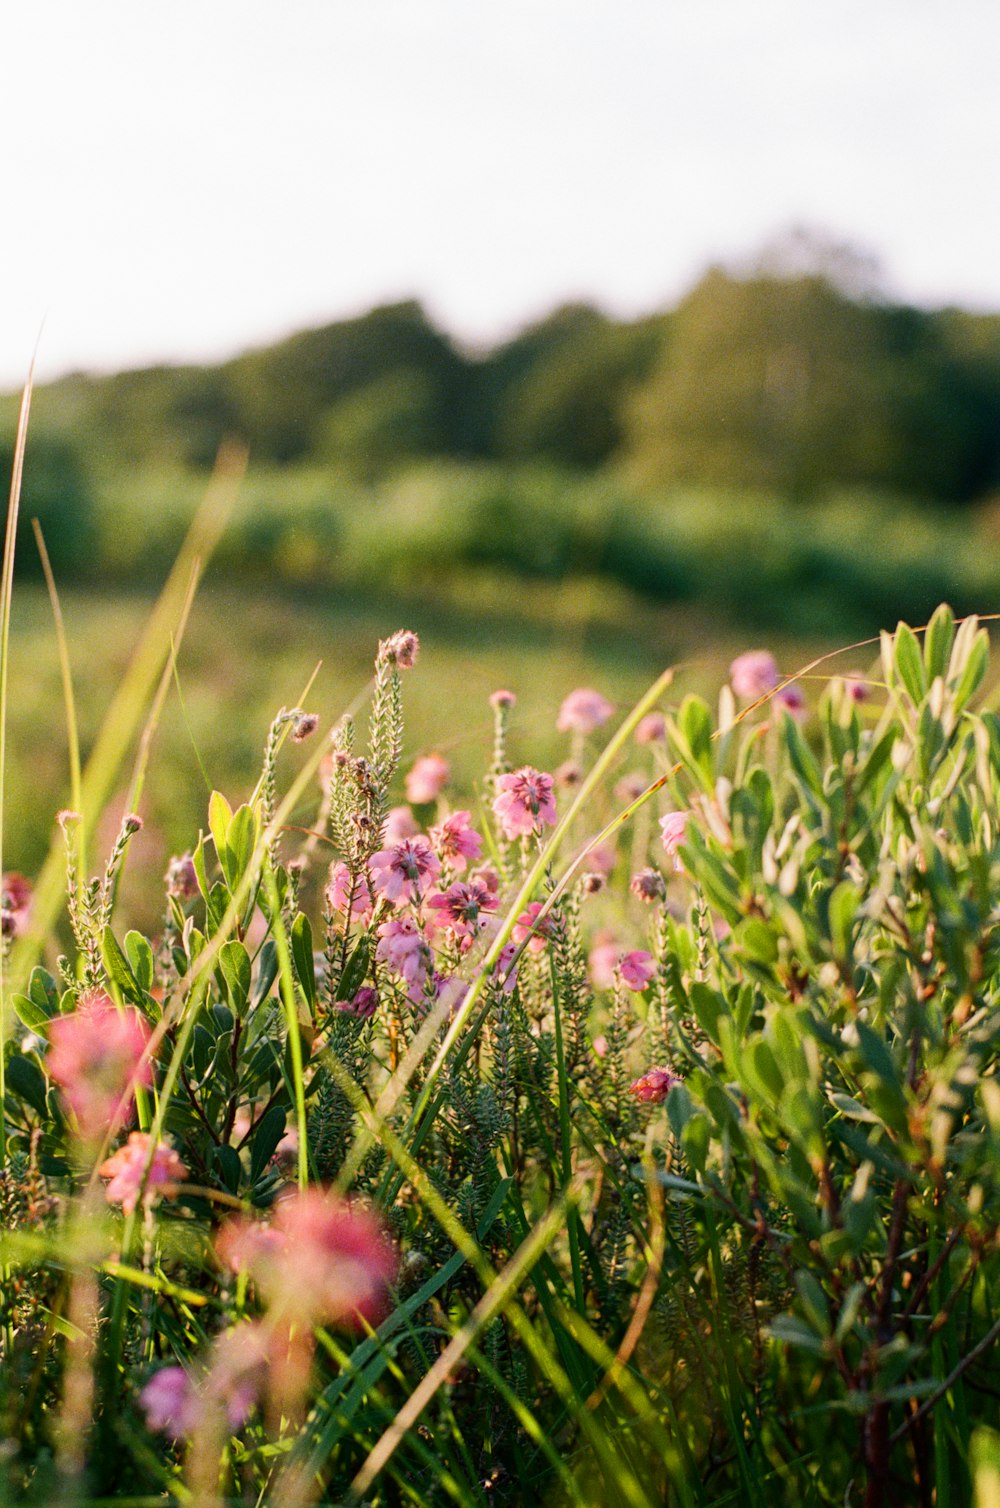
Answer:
xmin=7 ymin=235 xmax=1000 ymax=598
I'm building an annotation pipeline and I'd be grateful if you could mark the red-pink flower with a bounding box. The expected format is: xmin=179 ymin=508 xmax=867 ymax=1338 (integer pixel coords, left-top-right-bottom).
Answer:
xmin=491 ymin=941 xmax=519 ymax=994
xmin=730 ymin=650 xmax=779 ymax=700
xmin=369 ymin=837 xmax=440 ymax=905
xmin=217 ymin=1189 xmax=397 ymax=1329
xmin=326 ymin=862 xmax=374 ymax=924
xmin=513 ymin=901 xmax=559 ymax=955
xmin=557 ymin=687 xmax=614 ymax=734
xmin=842 ymin=670 xmax=870 ymax=703
xmin=99 ymin=1132 xmax=187 ymax=1215
xmin=1 ymin=872 xmax=32 ymax=937
xmin=427 ymin=877 xmax=498 ymax=940
xmin=629 ymin=1067 xmax=681 ymax=1104
xmin=376 ymin=916 xmax=432 ymax=986
xmin=47 ymin=994 xmax=152 ymax=1140
xmin=490 ymin=688 xmax=516 ymax=710
xmin=493 ymin=767 xmax=557 ymax=840
xmin=634 ymin=712 xmax=667 ymax=744
xmin=659 ymin=811 xmax=688 ymax=869
xmin=631 ymin=867 xmax=667 ymax=903
xmin=140 ymin=1366 xmax=198 ymax=1438
xmin=776 ymin=684 xmax=806 ymax=720
xmin=589 ymin=938 xmax=620 ymax=990
xmin=335 ymin=986 xmax=378 ymax=1019
xmin=430 ymin=810 xmax=483 ymax=872
xmin=405 ymin=753 xmax=450 ymax=805
xmin=619 ymin=950 xmax=656 ymax=992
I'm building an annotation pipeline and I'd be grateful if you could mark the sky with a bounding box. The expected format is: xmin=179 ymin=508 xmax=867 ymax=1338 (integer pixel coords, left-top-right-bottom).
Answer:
xmin=3 ymin=0 xmax=1000 ymax=386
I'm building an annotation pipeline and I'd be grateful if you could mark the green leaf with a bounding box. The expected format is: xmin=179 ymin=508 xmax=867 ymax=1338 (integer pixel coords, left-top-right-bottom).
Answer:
xmin=12 ymin=994 xmax=50 ymax=1034
xmin=192 ymin=833 xmax=211 ymax=900
xmin=7 ymin=1054 xmax=48 ymax=1117
xmin=124 ymin=931 xmax=154 ymax=994
xmin=291 ymin=913 xmax=316 ymax=1013
xmin=219 ymin=940 xmax=252 ymax=1016
xmin=225 ymin=804 xmax=259 ymax=890
xmin=252 ymin=940 xmax=279 ymax=1007
xmin=28 ymin=968 xmax=59 ymax=1014
xmin=674 ymin=694 xmax=714 ymax=790
xmin=101 ymin=927 xmax=143 ymax=1004
xmin=893 ymin=622 xmax=927 ymax=704
xmin=924 ymin=603 xmax=955 ymax=682
xmin=338 ymin=936 xmax=371 ymax=1002
xmin=213 ymin=1144 xmax=242 ymax=1196
xmin=954 ymin=628 xmax=989 ymax=714
xmin=208 ymin=790 xmax=233 ymax=871
xmin=250 ymin=1103 xmax=288 ymax=1183
xmin=828 ymin=881 xmax=860 ymax=961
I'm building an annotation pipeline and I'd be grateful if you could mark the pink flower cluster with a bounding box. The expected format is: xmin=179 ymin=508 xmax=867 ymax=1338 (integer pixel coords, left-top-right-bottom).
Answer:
xmin=588 ymin=943 xmax=657 ymax=992
xmin=100 ymin=1132 xmax=187 ymax=1215
xmin=493 ymin=767 xmax=557 ymax=840
xmin=557 ymin=687 xmax=614 ymax=735
xmin=369 ymin=836 xmax=440 ymax=905
xmin=629 ymin=1067 xmax=681 ymax=1104
xmin=47 ymin=993 xmax=152 ymax=1141
xmin=405 ymin=753 xmax=450 ymax=804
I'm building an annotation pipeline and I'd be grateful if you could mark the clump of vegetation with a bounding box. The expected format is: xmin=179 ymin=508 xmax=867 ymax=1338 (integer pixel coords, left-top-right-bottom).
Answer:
xmin=2 ymin=595 xmax=1000 ymax=1506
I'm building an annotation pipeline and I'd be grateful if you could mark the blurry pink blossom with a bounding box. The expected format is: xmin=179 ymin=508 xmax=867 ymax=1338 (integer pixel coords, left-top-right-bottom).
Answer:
xmin=730 ymin=650 xmax=779 ymax=700
xmin=217 ymin=1189 xmax=397 ymax=1330
xmin=405 ymin=753 xmax=450 ymax=805
xmin=842 ymin=671 xmax=870 ymax=703
xmin=659 ymin=811 xmax=688 ymax=869
xmin=591 ymin=1034 xmax=608 ymax=1059
xmin=369 ymin=837 xmax=440 ymax=905
xmin=140 ymin=1366 xmax=198 ymax=1438
xmin=47 ymin=994 xmax=152 ymax=1140
xmin=776 ymin=684 xmax=806 ymax=720
xmin=634 ymin=712 xmax=667 ymax=744
xmin=380 ymin=630 xmax=419 ymax=668
xmin=99 ymin=1132 xmax=186 ymax=1215
xmin=513 ymin=901 xmax=558 ymax=955
xmin=429 ymin=810 xmax=483 ymax=872
xmin=326 ymin=862 xmax=373 ymax=925
xmin=584 ymin=841 xmax=617 ymax=877
xmin=1 ymin=872 xmax=32 ymax=937
xmin=489 ymin=688 xmax=516 ymax=710
xmin=384 ymin=805 xmax=420 ymax=844
xmin=619 ymin=950 xmax=657 ymax=991
xmin=630 ymin=867 xmax=667 ymax=903
xmin=588 ymin=938 xmax=620 ymax=991
xmin=492 ymin=942 xmax=520 ymax=994
xmin=376 ymin=916 xmax=432 ymax=987
xmin=614 ymin=771 xmax=648 ymax=804
xmin=629 ymin=1067 xmax=681 ymax=1104
xmin=493 ymin=767 xmax=557 ymax=840
xmin=557 ymin=687 xmax=614 ymax=734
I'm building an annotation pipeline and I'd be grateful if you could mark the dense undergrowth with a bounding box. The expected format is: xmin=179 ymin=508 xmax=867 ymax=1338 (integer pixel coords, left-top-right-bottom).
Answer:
xmin=2 ymin=594 xmax=1000 ymax=1506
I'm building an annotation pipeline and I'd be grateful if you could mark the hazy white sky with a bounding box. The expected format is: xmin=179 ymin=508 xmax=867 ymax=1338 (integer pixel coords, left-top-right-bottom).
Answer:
xmin=3 ymin=0 xmax=999 ymax=385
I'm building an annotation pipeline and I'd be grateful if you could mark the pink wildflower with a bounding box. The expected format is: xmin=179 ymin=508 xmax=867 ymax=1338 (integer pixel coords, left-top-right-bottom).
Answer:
xmin=369 ymin=836 xmax=440 ymax=905
xmin=47 ymin=994 xmax=152 ymax=1140
xmin=585 ymin=841 xmax=617 ymax=877
xmin=555 ymin=759 xmax=583 ymax=788
xmin=493 ymin=767 xmax=557 ymax=840
xmin=165 ymin=853 xmax=198 ymax=901
xmin=631 ymin=867 xmax=667 ymax=903
xmin=379 ymin=630 xmax=419 ymax=668
xmin=492 ymin=941 xmax=520 ymax=994
xmin=427 ymin=877 xmax=498 ymax=940
xmin=777 ymin=684 xmax=806 ymax=720
xmin=405 ymin=753 xmax=450 ymax=805
xmin=589 ymin=938 xmax=620 ymax=991
xmin=140 ymin=1366 xmax=198 ymax=1438
xmin=513 ymin=901 xmax=558 ymax=955
xmin=842 ymin=670 xmax=870 ymax=703
xmin=614 ymin=771 xmax=648 ymax=804
xmin=218 ymin=1189 xmax=397 ymax=1330
xmin=99 ymin=1132 xmax=186 ymax=1215
xmin=376 ymin=916 xmax=432 ymax=987
xmin=489 ymin=688 xmax=516 ymax=709
xmin=291 ymin=712 xmax=319 ymax=742
xmin=206 ymin=1324 xmax=269 ymax=1429
xmin=660 ymin=811 xmax=688 ymax=869
xmin=635 ymin=712 xmax=667 ymax=744
xmin=430 ymin=810 xmax=483 ymax=872
xmin=629 ymin=1067 xmax=681 ymax=1104
xmin=620 ymin=950 xmax=657 ymax=992
xmin=335 ymin=986 xmax=378 ymax=1019
xmin=1 ymin=872 xmax=31 ymax=937
xmin=326 ymin=862 xmax=374 ymax=925
xmin=557 ymin=687 xmax=614 ymax=734
xmin=383 ymin=804 xmax=420 ymax=845
xmin=592 ymin=1034 xmax=608 ymax=1058
xmin=730 ymin=650 xmax=779 ymax=700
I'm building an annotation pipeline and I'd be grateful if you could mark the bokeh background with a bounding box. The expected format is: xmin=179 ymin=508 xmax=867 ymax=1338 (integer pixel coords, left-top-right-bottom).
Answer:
xmin=3 ymin=0 xmax=1000 ymax=922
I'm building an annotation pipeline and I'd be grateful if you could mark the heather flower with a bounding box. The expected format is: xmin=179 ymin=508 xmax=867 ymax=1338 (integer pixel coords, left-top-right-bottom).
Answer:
xmin=376 ymin=916 xmax=432 ymax=986
xmin=369 ymin=837 xmax=440 ymax=905
xmin=405 ymin=753 xmax=450 ymax=804
xmin=1 ymin=872 xmax=31 ymax=936
xmin=660 ymin=811 xmax=688 ymax=869
xmin=629 ymin=1067 xmax=681 ymax=1104
xmin=427 ymin=877 xmax=498 ymax=939
xmin=217 ymin=1189 xmax=397 ymax=1330
xmin=555 ymin=759 xmax=583 ymax=788
xmin=326 ymin=862 xmax=374 ymax=924
xmin=383 ymin=804 xmax=420 ymax=844
xmin=842 ymin=671 xmax=870 ymax=703
xmin=585 ymin=841 xmax=616 ymax=876
xmin=614 ymin=771 xmax=648 ymax=804
xmin=512 ymin=901 xmax=558 ymax=954
xmin=492 ymin=941 xmax=519 ymax=994
xmin=47 ymin=995 xmax=152 ymax=1140
xmin=379 ymin=629 xmax=419 ymax=668
xmin=140 ymin=1366 xmax=198 ymax=1438
xmin=776 ymin=684 xmax=806 ymax=719
xmin=588 ymin=938 xmax=620 ymax=990
xmin=592 ymin=1034 xmax=608 ymax=1058
xmin=493 ymin=767 xmax=557 ymax=840
xmin=619 ymin=950 xmax=657 ymax=991
xmin=335 ymin=986 xmax=378 ymax=1019
xmin=165 ymin=853 xmax=198 ymax=901
xmin=730 ymin=650 xmax=779 ymax=700
xmin=635 ymin=712 xmax=667 ymax=744
xmin=557 ymin=687 xmax=614 ymax=734
xmin=430 ymin=810 xmax=483 ymax=872
xmin=489 ymin=688 xmax=516 ymax=709
xmin=291 ymin=711 xmax=319 ymax=741
xmin=99 ymin=1132 xmax=186 ymax=1215
xmin=631 ymin=867 xmax=667 ymax=903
